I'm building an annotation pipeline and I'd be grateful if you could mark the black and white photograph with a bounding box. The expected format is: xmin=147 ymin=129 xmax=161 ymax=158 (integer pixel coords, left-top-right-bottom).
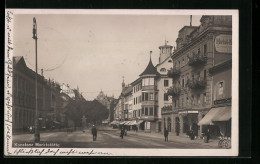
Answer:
xmin=4 ymin=9 xmax=238 ymax=156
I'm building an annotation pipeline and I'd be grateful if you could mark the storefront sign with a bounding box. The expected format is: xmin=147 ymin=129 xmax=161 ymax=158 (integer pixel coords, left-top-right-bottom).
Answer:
xmin=214 ymin=98 xmax=232 ymax=105
xmin=178 ymin=111 xmax=198 ymax=114
xmin=215 ymin=34 xmax=232 ymax=53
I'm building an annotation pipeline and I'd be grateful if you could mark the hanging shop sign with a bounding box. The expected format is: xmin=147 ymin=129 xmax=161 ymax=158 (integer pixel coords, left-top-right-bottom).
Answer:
xmin=215 ymin=34 xmax=232 ymax=53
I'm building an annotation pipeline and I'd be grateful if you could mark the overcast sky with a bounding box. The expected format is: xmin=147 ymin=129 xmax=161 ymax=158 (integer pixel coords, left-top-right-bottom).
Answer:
xmin=14 ymin=13 xmax=201 ymax=100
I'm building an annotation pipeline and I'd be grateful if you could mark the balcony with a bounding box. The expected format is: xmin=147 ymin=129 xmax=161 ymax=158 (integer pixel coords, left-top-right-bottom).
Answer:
xmin=141 ymin=100 xmax=158 ymax=106
xmin=167 ymin=67 xmax=181 ymax=78
xmin=187 ymin=78 xmax=207 ymax=90
xmin=140 ymin=115 xmax=158 ymax=121
xmin=188 ymin=54 xmax=207 ymax=67
xmin=161 ymin=105 xmax=173 ymax=114
xmin=142 ymin=85 xmax=157 ymax=91
xmin=166 ymin=87 xmax=181 ymax=98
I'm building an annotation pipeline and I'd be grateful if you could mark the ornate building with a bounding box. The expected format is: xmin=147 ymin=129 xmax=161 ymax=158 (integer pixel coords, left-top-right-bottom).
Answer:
xmin=162 ymin=15 xmax=232 ymax=137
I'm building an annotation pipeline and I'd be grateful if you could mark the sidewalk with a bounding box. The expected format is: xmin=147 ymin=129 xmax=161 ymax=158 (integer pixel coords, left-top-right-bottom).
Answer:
xmin=126 ymin=130 xmax=220 ymax=149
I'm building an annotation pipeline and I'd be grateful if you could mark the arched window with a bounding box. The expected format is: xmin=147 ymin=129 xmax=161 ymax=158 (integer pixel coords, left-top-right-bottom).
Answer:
xmin=160 ymin=68 xmax=166 ymax=72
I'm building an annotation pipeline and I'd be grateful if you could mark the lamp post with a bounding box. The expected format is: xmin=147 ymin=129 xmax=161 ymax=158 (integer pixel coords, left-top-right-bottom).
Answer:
xmin=33 ymin=17 xmax=40 ymax=142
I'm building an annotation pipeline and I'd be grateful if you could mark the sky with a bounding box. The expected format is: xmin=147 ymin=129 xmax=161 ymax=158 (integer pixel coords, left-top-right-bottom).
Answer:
xmin=14 ymin=13 xmax=202 ymax=100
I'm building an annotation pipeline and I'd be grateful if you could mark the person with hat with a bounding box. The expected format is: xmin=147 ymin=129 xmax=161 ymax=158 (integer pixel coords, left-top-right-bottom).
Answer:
xmin=91 ymin=125 xmax=97 ymax=141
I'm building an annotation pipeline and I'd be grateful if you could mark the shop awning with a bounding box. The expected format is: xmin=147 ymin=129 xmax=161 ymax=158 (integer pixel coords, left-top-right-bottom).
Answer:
xmin=125 ymin=120 xmax=136 ymax=125
xmin=110 ymin=121 xmax=119 ymax=125
xmin=124 ymin=121 xmax=132 ymax=125
xmin=198 ymin=106 xmax=231 ymax=125
xmin=136 ymin=120 xmax=144 ymax=125
xmin=119 ymin=121 xmax=126 ymax=125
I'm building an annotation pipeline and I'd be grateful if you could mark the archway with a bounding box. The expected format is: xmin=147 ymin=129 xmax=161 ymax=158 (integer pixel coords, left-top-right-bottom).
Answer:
xmin=183 ymin=116 xmax=189 ymax=134
xmin=167 ymin=117 xmax=171 ymax=132
xmin=175 ymin=117 xmax=180 ymax=136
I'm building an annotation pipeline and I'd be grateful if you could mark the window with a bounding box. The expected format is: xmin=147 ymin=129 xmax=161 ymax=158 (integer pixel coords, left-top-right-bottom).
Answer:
xmin=197 ymin=71 xmax=200 ymax=78
xmin=203 ymin=93 xmax=207 ymax=103
xmin=182 ymin=98 xmax=184 ymax=107
xmin=142 ymin=92 xmax=149 ymax=101
xmin=164 ymin=80 xmax=169 ymax=87
xmin=168 ymin=60 xmax=172 ymax=63
xmin=182 ymin=78 xmax=185 ymax=87
xmin=142 ymin=78 xmax=154 ymax=86
xmin=164 ymin=93 xmax=168 ymax=101
xmin=160 ymin=68 xmax=166 ymax=72
xmin=204 ymin=44 xmax=207 ymax=56
xmin=145 ymin=107 xmax=148 ymax=115
xmin=219 ymin=81 xmax=224 ymax=96
xmin=197 ymin=94 xmax=201 ymax=105
xmin=204 ymin=70 xmax=207 ymax=79
xmin=191 ymin=95 xmax=194 ymax=105
xmin=149 ymin=107 xmax=153 ymax=116
xmin=198 ymin=48 xmax=201 ymax=55
xmin=150 ymin=93 xmax=154 ymax=100
xmin=186 ymin=97 xmax=189 ymax=106
xmin=138 ymin=110 xmax=141 ymax=116
xmin=192 ymin=74 xmax=194 ymax=80
xmin=142 ymin=107 xmax=144 ymax=115
xmin=182 ymin=58 xmax=185 ymax=65
xmin=174 ymin=100 xmax=177 ymax=107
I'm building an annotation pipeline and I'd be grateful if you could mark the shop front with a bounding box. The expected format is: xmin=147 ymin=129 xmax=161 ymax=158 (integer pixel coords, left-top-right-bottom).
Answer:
xmin=198 ymin=106 xmax=231 ymax=138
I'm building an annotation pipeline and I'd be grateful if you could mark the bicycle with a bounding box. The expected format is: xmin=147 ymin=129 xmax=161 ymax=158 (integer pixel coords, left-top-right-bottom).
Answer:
xmin=218 ymin=136 xmax=231 ymax=149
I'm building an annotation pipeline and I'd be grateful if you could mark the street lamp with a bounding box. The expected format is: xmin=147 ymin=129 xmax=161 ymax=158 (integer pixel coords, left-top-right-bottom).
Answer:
xmin=33 ymin=17 xmax=40 ymax=142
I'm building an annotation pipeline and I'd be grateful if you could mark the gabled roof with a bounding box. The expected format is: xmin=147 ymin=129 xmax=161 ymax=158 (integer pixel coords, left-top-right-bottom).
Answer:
xmin=139 ymin=56 xmax=160 ymax=76
xmin=13 ymin=56 xmax=27 ymax=67
xmin=122 ymin=86 xmax=133 ymax=96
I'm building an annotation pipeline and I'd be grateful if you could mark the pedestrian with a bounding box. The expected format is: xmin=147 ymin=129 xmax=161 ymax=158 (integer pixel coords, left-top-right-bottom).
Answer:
xmin=91 ymin=125 xmax=97 ymax=141
xmin=120 ymin=127 xmax=124 ymax=139
xmin=190 ymin=129 xmax=195 ymax=140
xmin=205 ymin=128 xmax=210 ymax=143
xmin=164 ymin=128 xmax=169 ymax=142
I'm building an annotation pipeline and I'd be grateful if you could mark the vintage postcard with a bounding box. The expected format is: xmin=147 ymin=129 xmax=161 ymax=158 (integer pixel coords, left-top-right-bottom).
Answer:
xmin=4 ymin=9 xmax=238 ymax=156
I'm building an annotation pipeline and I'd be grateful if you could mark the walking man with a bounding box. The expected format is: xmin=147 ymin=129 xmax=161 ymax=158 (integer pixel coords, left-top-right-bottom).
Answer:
xmin=164 ymin=128 xmax=169 ymax=142
xmin=91 ymin=125 xmax=97 ymax=141
xmin=120 ymin=127 xmax=125 ymax=139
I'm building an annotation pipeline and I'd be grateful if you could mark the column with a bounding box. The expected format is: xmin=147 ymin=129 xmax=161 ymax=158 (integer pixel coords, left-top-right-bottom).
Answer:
xmin=198 ymin=112 xmax=203 ymax=137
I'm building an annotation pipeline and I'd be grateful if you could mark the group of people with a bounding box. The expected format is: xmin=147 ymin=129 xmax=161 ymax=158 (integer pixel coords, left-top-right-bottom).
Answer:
xmin=91 ymin=125 xmax=211 ymax=143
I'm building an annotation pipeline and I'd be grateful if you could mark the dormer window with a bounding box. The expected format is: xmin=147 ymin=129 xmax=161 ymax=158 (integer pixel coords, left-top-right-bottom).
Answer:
xmin=160 ymin=68 xmax=166 ymax=72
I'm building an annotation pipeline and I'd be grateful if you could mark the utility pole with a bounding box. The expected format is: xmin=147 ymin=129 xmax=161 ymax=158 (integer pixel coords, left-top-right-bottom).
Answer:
xmin=33 ymin=17 xmax=40 ymax=142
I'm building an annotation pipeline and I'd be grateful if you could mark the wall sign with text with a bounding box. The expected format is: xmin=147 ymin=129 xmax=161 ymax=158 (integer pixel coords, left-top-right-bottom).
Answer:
xmin=215 ymin=34 xmax=232 ymax=53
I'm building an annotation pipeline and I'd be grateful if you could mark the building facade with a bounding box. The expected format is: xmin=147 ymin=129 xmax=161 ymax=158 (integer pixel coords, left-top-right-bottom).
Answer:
xmin=162 ymin=15 xmax=232 ymax=137
xmin=156 ymin=42 xmax=174 ymax=133
xmin=198 ymin=59 xmax=232 ymax=137
xmin=12 ymin=56 xmax=62 ymax=132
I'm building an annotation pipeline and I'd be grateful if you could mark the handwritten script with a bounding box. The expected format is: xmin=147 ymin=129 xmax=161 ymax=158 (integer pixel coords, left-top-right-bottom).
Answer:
xmin=13 ymin=148 xmax=113 ymax=156
xmin=5 ymin=10 xmax=13 ymax=155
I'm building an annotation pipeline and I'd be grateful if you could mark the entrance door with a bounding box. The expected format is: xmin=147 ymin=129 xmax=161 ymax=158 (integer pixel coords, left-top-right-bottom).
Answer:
xmin=175 ymin=117 xmax=180 ymax=135
xmin=167 ymin=117 xmax=171 ymax=132
xmin=158 ymin=122 xmax=161 ymax=132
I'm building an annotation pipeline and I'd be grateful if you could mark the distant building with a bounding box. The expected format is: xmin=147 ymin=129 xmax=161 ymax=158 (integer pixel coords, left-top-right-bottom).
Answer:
xmin=96 ymin=90 xmax=114 ymax=123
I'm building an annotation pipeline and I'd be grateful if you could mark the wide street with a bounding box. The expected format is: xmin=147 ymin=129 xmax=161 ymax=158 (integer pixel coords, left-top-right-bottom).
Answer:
xmin=12 ymin=126 xmax=220 ymax=149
